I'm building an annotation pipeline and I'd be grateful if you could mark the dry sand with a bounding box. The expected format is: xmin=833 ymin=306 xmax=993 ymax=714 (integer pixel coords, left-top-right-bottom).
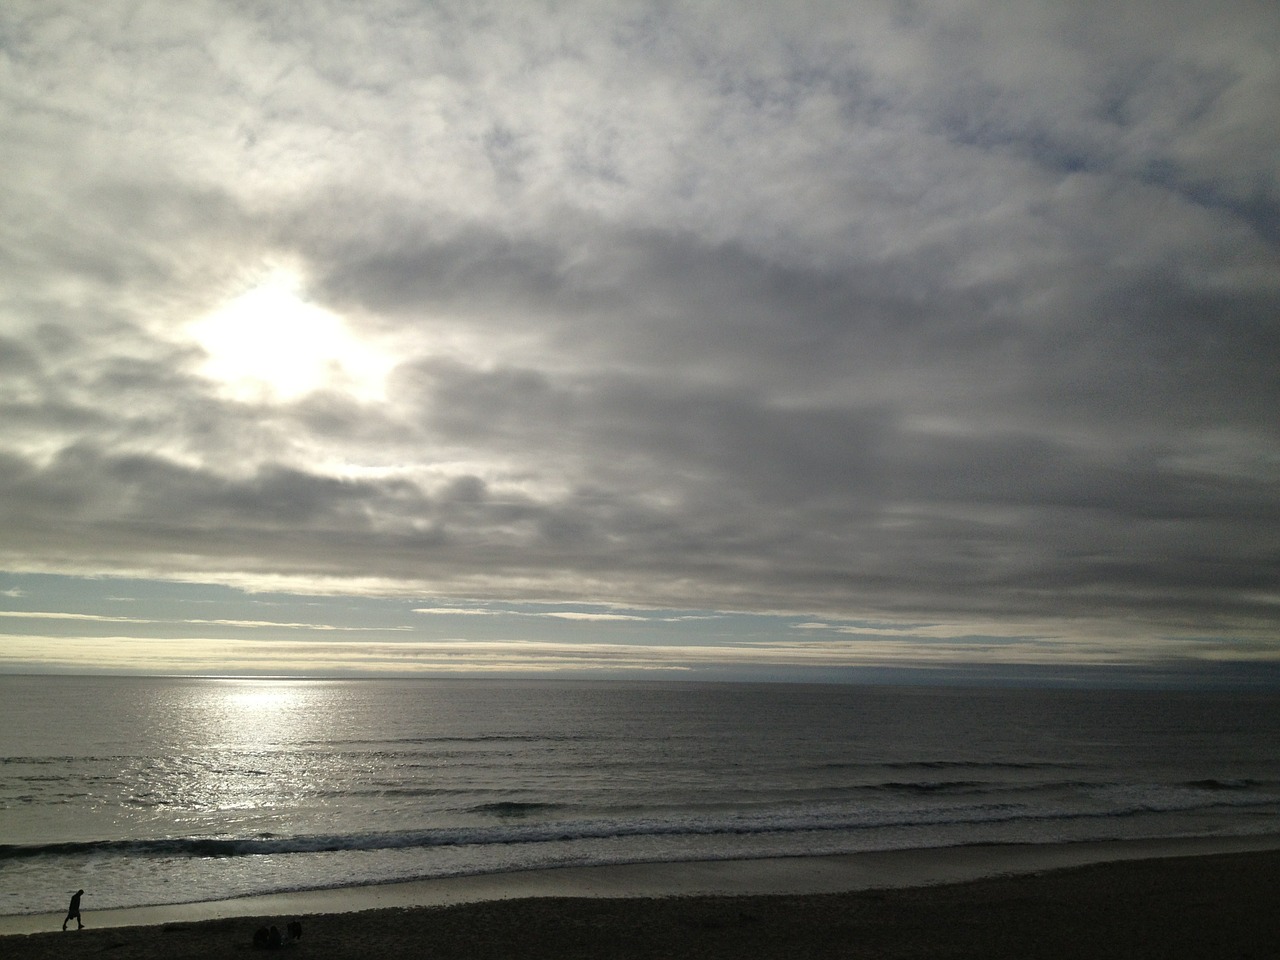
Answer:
xmin=5 ymin=846 xmax=1280 ymax=959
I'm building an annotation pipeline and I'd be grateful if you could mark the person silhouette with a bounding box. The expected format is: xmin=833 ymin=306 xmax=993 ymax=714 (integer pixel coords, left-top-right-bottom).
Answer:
xmin=62 ymin=889 xmax=84 ymax=930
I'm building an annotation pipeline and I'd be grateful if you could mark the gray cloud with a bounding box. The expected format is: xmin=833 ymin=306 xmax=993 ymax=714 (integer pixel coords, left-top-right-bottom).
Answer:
xmin=1 ymin=0 xmax=1277 ymax=669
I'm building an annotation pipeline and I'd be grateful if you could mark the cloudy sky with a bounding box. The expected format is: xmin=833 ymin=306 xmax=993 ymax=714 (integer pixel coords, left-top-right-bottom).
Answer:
xmin=2 ymin=0 xmax=1277 ymax=684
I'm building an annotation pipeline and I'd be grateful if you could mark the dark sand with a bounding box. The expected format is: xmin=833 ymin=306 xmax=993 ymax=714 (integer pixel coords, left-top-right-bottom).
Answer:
xmin=5 ymin=848 xmax=1280 ymax=959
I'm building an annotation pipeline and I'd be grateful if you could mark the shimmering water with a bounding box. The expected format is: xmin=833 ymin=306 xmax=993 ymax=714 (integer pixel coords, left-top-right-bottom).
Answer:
xmin=2 ymin=675 xmax=1279 ymax=916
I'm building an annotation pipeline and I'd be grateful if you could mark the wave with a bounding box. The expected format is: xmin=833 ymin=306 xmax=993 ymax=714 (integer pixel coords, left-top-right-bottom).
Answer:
xmin=1185 ymin=778 xmax=1266 ymax=791
xmin=295 ymin=734 xmax=596 ymax=748
xmin=881 ymin=760 xmax=1079 ymax=771
xmin=468 ymin=801 xmax=565 ymax=817
xmin=811 ymin=759 xmax=1080 ymax=773
xmin=5 ymin=782 xmax=1278 ymax=864
xmin=873 ymin=780 xmax=990 ymax=795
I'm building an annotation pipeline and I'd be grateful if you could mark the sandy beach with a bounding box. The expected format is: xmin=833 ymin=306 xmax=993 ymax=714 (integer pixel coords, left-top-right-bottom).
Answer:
xmin=5 ymin=841 xmax=1280 ymax=959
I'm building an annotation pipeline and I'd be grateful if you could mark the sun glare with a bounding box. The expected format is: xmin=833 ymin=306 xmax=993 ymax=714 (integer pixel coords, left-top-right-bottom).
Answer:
xmin=205 ymin=680 xmax=325 ymax=749
xmin=192 ymin=268 xmax=392 ymax=402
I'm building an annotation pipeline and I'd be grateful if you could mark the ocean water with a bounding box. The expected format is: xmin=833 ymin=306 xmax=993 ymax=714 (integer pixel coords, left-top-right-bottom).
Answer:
xmin=2 ymin=675 xmax=1279 ymax=917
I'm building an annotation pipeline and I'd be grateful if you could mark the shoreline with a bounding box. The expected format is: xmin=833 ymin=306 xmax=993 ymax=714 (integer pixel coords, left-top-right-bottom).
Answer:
xmin=4 ymin=833 xmax=1279 ymax=938
xmin=5 ymin=843 xmax=1280 ymax=960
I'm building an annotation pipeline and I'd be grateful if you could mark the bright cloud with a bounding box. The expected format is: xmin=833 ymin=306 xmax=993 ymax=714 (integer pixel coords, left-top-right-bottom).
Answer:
xmin=190 ymin=265 xmax=395 ymax=402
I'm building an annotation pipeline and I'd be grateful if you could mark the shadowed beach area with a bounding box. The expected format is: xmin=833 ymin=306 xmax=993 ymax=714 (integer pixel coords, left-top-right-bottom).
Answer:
xmin=4 ymin=846 xmax=1280 ymax=959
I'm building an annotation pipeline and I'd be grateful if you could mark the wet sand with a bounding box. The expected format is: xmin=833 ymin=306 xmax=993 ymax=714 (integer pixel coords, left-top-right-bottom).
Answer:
xmin=5 ymin=843 xmax=1280 ymax=959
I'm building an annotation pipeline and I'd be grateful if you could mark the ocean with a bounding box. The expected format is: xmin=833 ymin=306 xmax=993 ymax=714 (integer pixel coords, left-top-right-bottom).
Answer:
xmin=2 ymin=675 xmax=1279 ymax=918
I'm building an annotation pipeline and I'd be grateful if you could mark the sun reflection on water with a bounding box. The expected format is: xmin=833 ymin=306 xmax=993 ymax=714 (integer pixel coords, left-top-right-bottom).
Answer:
xmin=199 ymin=678 xmax=331 ymax=748
xmin=158 ymin=680 xmax=342 ymax=825
xmin=225 ymin=686 xmax=298 ymax=713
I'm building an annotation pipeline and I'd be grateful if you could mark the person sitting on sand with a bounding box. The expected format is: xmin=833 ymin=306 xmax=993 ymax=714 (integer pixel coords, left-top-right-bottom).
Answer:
xmin=62 ymin=889 xmax=84 ymax=931
xmin=252 ymin=919 xmax=302 ymax=949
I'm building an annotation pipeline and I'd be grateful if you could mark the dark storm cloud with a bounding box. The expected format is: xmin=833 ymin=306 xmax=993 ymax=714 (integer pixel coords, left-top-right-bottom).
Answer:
xmin=1 ymin=0 xmax=1277 ymax=665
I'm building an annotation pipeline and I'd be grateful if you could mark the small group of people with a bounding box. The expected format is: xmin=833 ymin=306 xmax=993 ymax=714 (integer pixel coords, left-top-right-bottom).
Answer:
xmin=62 ymin=889 xmax=302 ymax=950
xmin=253 ymin=920 xmax=303 ymax=949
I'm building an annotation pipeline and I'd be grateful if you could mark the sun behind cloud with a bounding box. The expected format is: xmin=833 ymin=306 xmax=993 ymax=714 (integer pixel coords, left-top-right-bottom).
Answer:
xmin=190 ymin=266 xmax=393 ymax=403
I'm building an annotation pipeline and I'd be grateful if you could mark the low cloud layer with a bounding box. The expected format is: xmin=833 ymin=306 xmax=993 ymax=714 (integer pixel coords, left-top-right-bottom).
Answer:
xmin=2 ymin=1 xmax=1277 ymax=672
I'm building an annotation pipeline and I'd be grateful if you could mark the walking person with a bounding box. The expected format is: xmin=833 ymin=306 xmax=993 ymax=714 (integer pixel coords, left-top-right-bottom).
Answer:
xmin=62 ymin=889 xmax=84 ymax=931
